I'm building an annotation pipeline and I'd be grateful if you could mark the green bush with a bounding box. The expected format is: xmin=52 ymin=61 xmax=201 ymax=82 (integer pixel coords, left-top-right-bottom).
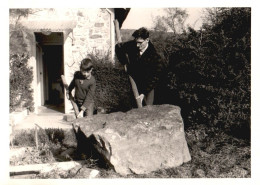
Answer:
xmin=88 ymin=54 xmax=136 ymax=113
xmin=9 ymin=9 xmax=36 ymax=113
xmin=9 ymin=53 xmax=34 ymax=112
xmin=164 ymin=8 xmax=250 ymax=139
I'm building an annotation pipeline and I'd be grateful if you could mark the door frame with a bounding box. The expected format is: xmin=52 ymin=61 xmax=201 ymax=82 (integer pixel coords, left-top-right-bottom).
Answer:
xmin=36 ymin=43 xmax=45 ymax=106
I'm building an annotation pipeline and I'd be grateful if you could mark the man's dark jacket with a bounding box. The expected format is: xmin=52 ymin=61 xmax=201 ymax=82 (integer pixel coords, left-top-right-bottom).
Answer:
xmin=115 ymin=40 xmax=165 ymax=95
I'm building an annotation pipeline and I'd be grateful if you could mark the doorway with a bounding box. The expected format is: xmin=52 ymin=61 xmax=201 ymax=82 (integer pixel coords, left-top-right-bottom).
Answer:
xmin=35 ymin=32 xmax=65 ymax=113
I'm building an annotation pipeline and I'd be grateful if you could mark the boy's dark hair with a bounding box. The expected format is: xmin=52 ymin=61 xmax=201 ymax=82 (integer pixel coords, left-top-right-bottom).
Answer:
xmin=132 ymin=27 xmax=149 ymax=39
xmin=80 ymin=58 xmax=93 ymax=71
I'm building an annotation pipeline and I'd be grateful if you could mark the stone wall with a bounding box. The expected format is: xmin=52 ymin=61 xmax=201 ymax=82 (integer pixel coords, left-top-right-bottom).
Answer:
xmin=64 ymin=8 xmax=114 ymax=78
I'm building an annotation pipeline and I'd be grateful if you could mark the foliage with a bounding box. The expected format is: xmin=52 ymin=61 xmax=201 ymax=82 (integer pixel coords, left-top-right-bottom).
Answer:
xmin=45 ymin=128 xmax=65 ymax=144
xmin=12 ymin=129 xmax=35 ymax=147
xmin=9 ymin=9 xmax=38 ymax=112
xmin=87 ymin=54 xmax=136 ymax=113
xmin=13 ymin=128 xmax=76 ymax=147
xmin=152 ymin=16 xmax=168 ymax=32
xmin=9 ymin=54 xmax=34 ymax=112
xmin=152 ymin=8 xmax=188 ymax=34
xmin=163 ymin=8 xmax=251 ymax=138
xmin=9 ymin=9 xmax=36 ymax=55
xmin=120 ymin=29 xmax=135 ymax=42
xmin=9 ymin=25 xmax=29 ymax=55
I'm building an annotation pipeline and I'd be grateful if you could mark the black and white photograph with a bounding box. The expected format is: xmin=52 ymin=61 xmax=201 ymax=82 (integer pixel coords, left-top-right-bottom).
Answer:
xmin=2 ymin=0 xmax=259 ymax=184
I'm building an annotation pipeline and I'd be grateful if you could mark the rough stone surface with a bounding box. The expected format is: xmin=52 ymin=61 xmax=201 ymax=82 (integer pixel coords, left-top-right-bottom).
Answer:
xmin=75 ymin=104 xmax=191 ymax=175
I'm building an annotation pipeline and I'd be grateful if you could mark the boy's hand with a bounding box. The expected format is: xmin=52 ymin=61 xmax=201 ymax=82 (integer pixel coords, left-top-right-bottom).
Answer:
xmin=136 ymin=94 xmax=144 ymax=106
xmin=77 ymin=110 xmax=84 ymax=118
xmin=136 ymin=94 xmax=144 ymax=103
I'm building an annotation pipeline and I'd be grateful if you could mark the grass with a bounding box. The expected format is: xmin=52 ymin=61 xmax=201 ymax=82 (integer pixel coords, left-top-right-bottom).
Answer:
xmin=10 ymin=124 xmax=250 ymax=178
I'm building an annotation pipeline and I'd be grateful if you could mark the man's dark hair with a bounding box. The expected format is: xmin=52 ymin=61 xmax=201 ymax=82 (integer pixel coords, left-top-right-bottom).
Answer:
xmin=132 ymin=27 xmax=149 ymax=39
xmin=80 ymin=58 xmax=93 ymax=71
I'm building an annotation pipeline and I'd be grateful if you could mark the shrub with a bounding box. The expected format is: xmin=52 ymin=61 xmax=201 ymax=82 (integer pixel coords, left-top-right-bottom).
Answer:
xmin=88 ymin=54 xmax=136 ymax=113
xmin=9 ymin=9 xmax=37 ymax=113
xmin=9 ymin=53 xmax=34 ymax=112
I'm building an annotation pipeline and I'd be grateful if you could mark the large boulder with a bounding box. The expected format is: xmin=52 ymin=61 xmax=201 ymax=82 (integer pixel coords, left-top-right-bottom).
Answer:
xmin=74 ymin=104 xmax=191 ymax=175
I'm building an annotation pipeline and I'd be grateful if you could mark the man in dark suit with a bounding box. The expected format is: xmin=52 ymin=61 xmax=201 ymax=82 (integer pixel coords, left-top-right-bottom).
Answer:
xmin=115 ymin=27 xmax=165 ymax=106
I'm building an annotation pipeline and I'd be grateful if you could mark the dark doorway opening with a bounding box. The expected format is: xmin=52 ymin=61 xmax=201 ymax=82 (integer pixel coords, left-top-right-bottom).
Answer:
xmin=42 ymin=45 xmax=64 ymax=113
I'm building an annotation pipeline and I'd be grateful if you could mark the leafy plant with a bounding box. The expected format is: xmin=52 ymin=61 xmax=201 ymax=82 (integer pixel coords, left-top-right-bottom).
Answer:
xmin=9 ymin=9 xmax=37 ymax=112
xmin=9 ymin=53 xmax=34 ymax=112
xmin=88 ymin=53 xmax=136 ymax=113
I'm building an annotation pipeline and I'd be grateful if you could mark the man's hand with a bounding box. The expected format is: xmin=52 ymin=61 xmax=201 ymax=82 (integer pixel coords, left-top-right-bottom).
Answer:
xmin=136 ymin=94 xmax=144 ymax=104
xmin=77 ymin=110 xmax=84 ymax=118
xmin=66 ymin=92 xmax=70 ymax=100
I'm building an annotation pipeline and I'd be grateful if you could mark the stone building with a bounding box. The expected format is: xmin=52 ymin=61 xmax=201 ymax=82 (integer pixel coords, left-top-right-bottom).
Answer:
xmin=12 ymin=8 xmax=129 ymax=114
